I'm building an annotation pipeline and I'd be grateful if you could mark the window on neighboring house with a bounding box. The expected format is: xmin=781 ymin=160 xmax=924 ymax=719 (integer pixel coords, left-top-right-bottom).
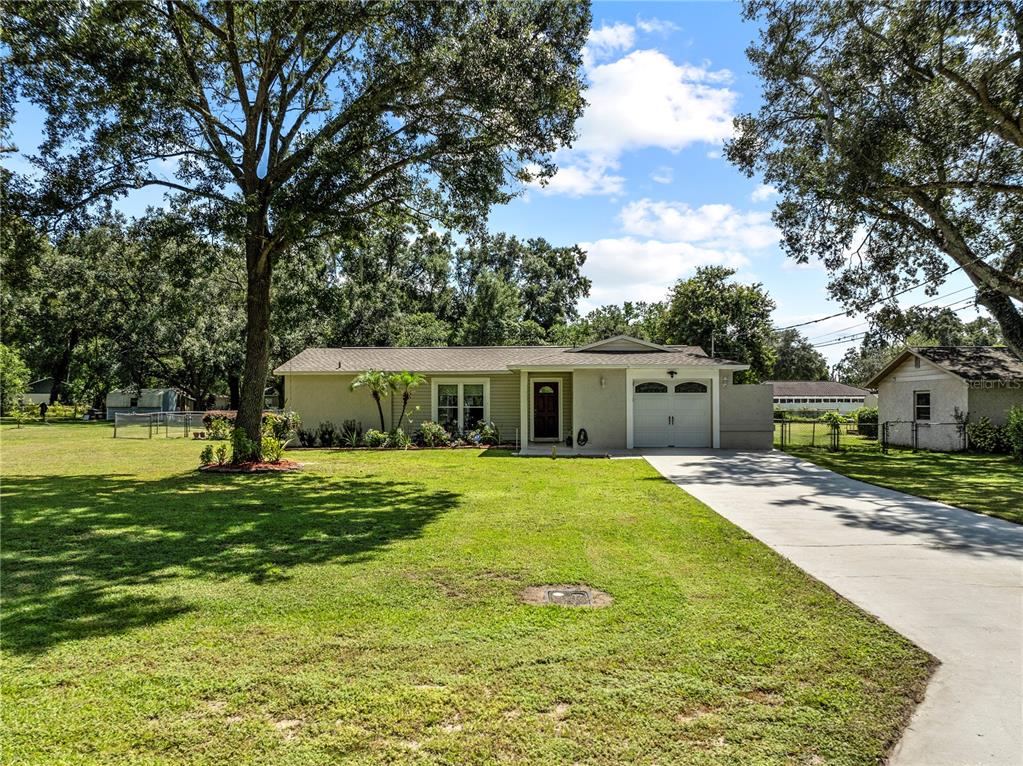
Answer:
xmin=435 ymin=380 xmax=488 ymax=434
xmin=914 ymin=391 xmax=931 ymax=421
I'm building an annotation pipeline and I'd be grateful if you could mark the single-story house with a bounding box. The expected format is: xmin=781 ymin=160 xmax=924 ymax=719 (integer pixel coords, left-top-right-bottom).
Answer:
xmin=105 ymin=388 xmax=194 ymax=419
xmin=23 ymin=377 xmax=59 ymax=405
xmin=866 ymin=346 xmax=1023 ymax=451
xmin=274 ymin=335 xmax=774 ymax=452
xmin=768 ymin=380 xmax=877 ymax=415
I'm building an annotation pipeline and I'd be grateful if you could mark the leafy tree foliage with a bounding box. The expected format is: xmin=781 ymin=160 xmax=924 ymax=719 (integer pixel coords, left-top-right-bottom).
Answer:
xmin=770 ymin=329 xmax=829 ymax=381
xmin=728 ymin=1 xmax=1023 ymax=357
xmin=863 ymin=306 xmax=1004 ymax=350
xmin=661 ymin=267 xmax=777 ymax=382
xmin=833 ymin=346 xmax=900 ymax=388
xmin=350 ymin=370 xmax=392 ymax=432
xmin=6 ymin=0 xmax=590 ymax=450
xmin=0 ymin=344 xmax=31 ymax=414
xmin=553 ymin=302 xmax=666 ymax=346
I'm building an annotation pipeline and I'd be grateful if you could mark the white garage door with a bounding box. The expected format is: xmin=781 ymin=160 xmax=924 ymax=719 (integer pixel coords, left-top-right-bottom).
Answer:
xmin=633 ymin=380 xmax=711 ymax=448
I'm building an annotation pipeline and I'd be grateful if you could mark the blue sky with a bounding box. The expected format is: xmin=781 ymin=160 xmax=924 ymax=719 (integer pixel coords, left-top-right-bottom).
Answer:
xmin=7 ymin=1 xmax=984 ymax=364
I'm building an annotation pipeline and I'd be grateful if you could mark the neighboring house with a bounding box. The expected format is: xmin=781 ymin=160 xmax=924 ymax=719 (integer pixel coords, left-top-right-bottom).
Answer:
xmin=105 ymin=388 xmax=194 ymax=419
xmin=866 ymin=346 xmax=1023 ymax=451
xmin=274 ymin=335 xmax=774 ymax=452
xmin=768 ymin=381 xmax=877 ymax=415
xmin=23 ymin=377 xmax=58 ymax=405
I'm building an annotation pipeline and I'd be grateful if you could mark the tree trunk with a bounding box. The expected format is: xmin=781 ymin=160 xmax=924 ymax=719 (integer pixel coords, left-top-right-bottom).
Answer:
xmin=50 ymin=327 xmax=79 ymax=403
xmin=977 ymin=289 xmax=1023 ymax=360
xmin=236 ymin=216 xmax=273 ymax=459
xmin=373 ymin=393 xmax=386 ymax=431
xmin=228 ymin=373 xmax=241 ymax=410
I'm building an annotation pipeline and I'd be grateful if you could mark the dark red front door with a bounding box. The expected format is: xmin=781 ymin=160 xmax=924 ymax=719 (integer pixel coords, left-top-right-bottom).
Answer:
xmin=533 ymin=382 xmax=559 ymax=439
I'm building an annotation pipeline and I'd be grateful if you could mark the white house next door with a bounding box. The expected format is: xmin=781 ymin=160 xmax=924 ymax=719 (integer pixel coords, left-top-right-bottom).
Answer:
xmin=632 ymin=380 xmax=711 ymax=448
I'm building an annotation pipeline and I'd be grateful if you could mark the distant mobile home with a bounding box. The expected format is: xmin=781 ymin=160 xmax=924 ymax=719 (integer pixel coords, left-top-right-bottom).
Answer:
xmin=105 ymin=388 xmax=194 ymax=419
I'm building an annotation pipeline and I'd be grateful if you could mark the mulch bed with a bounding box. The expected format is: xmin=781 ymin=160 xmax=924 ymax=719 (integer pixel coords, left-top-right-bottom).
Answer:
xmin=199 ymin=459 xmax=301 ymax=474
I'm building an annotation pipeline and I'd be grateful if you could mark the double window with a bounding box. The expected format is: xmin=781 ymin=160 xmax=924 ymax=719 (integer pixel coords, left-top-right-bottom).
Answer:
xmin=434 ymin=380 xmax=488 ymax=434
xmin=914 ymin=391 xmax=931 ymax=421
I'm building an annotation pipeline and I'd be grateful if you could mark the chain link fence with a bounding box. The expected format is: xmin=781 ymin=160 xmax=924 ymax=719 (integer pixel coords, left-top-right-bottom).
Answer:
xmin=776 ymin=418 xmax=968 ymax=453
xmin=113 ymin=411 xmax=208 ymax=439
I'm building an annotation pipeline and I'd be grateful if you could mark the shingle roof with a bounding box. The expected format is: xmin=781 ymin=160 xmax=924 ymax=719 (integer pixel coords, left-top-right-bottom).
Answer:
xmin=864 ymin=345 xmax=1023 ymax=388
xmin=912 ymin=346 xmax=1023 ymax=381
xmin=766 ymin=381 xmax=870 ymax=397
xmin=273 ymin=344 xmax=746 ymax=374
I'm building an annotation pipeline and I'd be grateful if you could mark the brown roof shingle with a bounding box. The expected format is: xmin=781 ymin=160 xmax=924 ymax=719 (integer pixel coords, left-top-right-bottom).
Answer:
xmin=273 ymin=344 xmax=746 ymax=374
xmin=913 ymin=346 xmax=1023 ymax=381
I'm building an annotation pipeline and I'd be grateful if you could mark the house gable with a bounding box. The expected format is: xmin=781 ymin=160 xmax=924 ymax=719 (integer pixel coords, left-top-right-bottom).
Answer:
xmin=570 ymin=334 xmax=671 ymax=353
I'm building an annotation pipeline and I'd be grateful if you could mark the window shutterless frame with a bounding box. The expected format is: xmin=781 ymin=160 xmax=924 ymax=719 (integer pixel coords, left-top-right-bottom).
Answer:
xmin=430 ymin=378 xmax=491 ymax=434
xmin=913 ymin=390 xmax=931 ymax=421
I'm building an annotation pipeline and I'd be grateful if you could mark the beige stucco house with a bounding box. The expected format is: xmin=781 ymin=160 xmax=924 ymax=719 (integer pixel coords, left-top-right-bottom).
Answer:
xmin=866 ymin=346 xmax=1023 ymax=451
xmin=274 ymin=335 xmax=774 ymax=453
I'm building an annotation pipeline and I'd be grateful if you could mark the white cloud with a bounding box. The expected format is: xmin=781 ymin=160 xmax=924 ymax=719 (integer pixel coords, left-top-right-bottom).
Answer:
xmin=750 ymin=183 xmax=777 ymax=202
xmin=620 ymin=199 xmax=780 ymax=251
xmin=532 ymin=155 xmax=624 ymax=197
xmin=650 ymin=165 xmax=673 ymax=184
xmin=579 ymin=237 xmax=750 ymax=307
xmin=706 ymin=149 xmax=721 ymax=160
xmin=575 ymin=50 xmax=735 ymax=156
xmin=583 ymin=22 xmax=636 ymax=67
xmin=538 ymin=48 xmax=737 ymax=197
xmin=636 ymin=16 xmax=681 ymax=35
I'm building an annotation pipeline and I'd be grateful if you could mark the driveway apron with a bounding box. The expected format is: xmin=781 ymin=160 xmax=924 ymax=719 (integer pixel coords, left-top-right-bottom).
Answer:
xmin=644 ymin=449 xmax=1023 ymax=766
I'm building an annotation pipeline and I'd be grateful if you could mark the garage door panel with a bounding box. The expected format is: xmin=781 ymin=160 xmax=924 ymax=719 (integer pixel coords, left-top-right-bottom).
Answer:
xmin=633 ymin=380 xmax=712 ymax=448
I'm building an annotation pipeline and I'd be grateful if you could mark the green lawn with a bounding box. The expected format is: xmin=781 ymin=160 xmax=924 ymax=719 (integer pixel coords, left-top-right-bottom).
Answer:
xmin=786 ymin=447 xmax=1023 ymax=525
xmin=2 ymin=423 xmax=934 ymax=765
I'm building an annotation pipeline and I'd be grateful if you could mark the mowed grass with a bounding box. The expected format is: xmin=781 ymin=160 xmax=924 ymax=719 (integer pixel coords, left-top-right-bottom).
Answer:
xmin=787 ymin=447 xmax=1023 ymax=525
xmin=2 ymin=423 xmax=934 ymax=765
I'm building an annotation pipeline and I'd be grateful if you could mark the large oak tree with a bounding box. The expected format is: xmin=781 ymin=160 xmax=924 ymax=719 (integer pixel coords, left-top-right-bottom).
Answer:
xmin=5 ymin=0 xmax=589 ymax=454
xmin=727 ymin=1 xmax=1023 ymax=358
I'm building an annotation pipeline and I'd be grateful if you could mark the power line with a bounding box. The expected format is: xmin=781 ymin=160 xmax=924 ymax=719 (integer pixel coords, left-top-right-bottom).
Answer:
xmin=806 ymin=285 xmax=977 ymax=342
xmin=808 ymin=296 xmax=978 ymax=349
xmin=775 ymin=254 xmax=991 ymax=332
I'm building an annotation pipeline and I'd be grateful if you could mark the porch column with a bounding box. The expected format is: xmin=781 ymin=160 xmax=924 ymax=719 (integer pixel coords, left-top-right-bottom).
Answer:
xmin=712 ymin=371 xmax=721 ymax=448
xmin=518 ymin=370 xmax=529 ymax=454
xmin=625 ymin=368 xmax=635 ymax=449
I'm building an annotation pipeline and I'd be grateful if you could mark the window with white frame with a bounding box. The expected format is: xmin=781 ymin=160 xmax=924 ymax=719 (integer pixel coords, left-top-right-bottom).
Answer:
xmin=914 ymin=390 xmax=931 ymax=421
xmin=433 ymin=379 xmax=489 ymax=434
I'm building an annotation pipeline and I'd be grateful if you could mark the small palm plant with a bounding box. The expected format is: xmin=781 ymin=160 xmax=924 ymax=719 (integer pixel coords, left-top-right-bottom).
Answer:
xmin=389 ymin=371 xmax=426 ymax=432
xmin=350 ymin=370 xmax=392 ymax=432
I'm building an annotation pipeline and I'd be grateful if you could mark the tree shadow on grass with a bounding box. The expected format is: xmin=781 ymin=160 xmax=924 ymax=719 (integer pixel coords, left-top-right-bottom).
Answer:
xmin=1 ymin=471 xmax=458 ymax=654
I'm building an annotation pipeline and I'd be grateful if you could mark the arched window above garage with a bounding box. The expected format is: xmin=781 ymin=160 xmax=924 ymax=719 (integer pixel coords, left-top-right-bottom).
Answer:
xmin=635 ymin=382 xmax=668 ymax=393
xmin=674 ymin=382 xmax=708 ymax=394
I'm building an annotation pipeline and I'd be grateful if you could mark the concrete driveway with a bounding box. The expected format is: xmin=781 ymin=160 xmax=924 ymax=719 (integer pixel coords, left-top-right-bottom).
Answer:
xmin=644 ymin=449 xmax=1023 ymax=766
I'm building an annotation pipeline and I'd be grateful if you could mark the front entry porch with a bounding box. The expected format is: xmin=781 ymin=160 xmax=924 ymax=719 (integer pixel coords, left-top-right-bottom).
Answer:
xmin=518 ymin=370 xmax=573 ymax=451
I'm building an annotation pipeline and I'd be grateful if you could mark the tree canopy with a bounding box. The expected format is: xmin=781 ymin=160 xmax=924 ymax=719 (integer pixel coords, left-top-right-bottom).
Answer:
xmin=661 ymin=266 xmax=777 ymax=382
xmin=727 ymin=1 xmax=1023 ymax=358
xmin=6 ymin=0 xmax=590 ymax=453
xmin=770 ymin=329 xmax=830 ymax=381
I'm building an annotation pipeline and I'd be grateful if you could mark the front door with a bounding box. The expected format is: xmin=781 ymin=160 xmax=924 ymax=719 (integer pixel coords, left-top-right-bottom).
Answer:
xmin=533 ymin=381 xmax=559 ymax=439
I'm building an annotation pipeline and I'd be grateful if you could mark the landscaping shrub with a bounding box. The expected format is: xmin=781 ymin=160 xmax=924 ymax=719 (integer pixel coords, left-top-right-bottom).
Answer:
xmin=261 ymin=433 xmax=285 ymax=463
xmin=364 ymin=428 xmax=387 ymax=448
xmin=207 ymin=416 xmax=232 ymax=440
xmin=297 ymin=428 xmax=317 ymax=447
xmin=966 ymin=417 xmax=1009 ymax=454
xmin=231 ymin=427 xmax=258 ymax=463
xmin=854 ymin=406 xmax=878 ymax=438
xmin=214 ymin=444 xmax=229 ymax=465
xmin=465 ymin=420 xmax=500 ymax=446
xmin=772 ymin=407 xmax=788 ymax=421
xmin=1005 ymin=406 xmax=1023 ymax=461
xmin=199 ymin=444 xmax=215 ymax=466
xmin=262 ymin=411 xmax=300 ymax=441
xmin=202 ymin=410 xmax=236 ymax=428
xmin=316 ymin=421 xmax=338 ymax=447
xmin=416 ymin=420 xmax=450 ymax=447
xmin=387 ymin=428 xmax=411 ymax=449
xmin=819 ymin=411 xmax=846 ymax=428
xmin=340 ymin=419 xmax=362 ymax=447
